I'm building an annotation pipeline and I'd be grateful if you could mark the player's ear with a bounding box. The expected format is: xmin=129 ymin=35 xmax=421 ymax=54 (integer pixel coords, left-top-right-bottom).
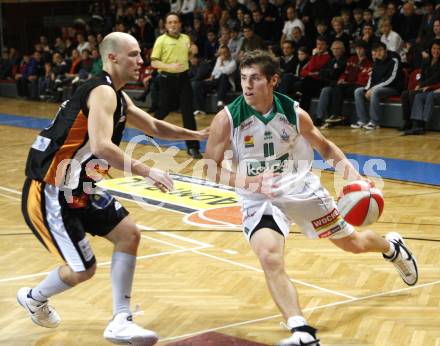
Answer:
xmin=270 ymin=73 xmax=280 ymax=87
xmin=108 ymin=52 xmax=117 ymax=63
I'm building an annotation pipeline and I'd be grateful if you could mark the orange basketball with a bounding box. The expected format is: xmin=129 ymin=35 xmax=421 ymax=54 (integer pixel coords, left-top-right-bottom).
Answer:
xmin=337 ymin=180 xmax=384 ymax=227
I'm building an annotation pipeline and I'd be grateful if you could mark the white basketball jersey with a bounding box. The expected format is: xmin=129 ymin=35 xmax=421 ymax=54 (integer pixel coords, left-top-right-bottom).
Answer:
xmin=225 ymin=92 xmax=314 ymax=200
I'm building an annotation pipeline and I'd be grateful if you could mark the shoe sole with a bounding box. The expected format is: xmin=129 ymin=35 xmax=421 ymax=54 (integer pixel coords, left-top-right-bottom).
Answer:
xmin=104 ymin=335 xmax=158 ymax=345
xmin=16 ymin=288 xmax=60 ymax=328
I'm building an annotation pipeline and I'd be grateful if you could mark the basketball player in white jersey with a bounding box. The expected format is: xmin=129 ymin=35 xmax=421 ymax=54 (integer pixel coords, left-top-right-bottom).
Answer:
xmin=202 ymin=50 xmax=418 ymax=346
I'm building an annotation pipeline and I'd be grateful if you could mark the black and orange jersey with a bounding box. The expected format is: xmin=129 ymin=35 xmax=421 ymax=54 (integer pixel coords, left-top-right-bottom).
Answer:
xmin=25 ymin=71 xmax=128 ymax=192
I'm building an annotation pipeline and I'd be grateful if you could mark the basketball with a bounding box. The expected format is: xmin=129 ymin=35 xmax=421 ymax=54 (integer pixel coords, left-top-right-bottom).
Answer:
xmin=337 ymin=180 xmax=384 ymax=227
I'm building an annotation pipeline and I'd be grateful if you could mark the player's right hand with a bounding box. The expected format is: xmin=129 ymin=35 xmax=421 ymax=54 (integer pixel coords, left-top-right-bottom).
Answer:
xmin=145 ymin=168 xmax=174 ymax=192
xmin=246 ymin=171 xmax=280 ymax=198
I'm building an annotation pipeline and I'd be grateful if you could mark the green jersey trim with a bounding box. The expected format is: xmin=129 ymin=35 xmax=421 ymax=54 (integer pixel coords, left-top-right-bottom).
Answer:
xmin=226 ymin=91 xmax=297 ymax=128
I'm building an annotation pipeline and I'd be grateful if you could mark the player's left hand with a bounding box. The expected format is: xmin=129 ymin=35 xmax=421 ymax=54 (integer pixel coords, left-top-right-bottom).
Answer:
xmin=195 ymin=127 xmax=210 ymax=140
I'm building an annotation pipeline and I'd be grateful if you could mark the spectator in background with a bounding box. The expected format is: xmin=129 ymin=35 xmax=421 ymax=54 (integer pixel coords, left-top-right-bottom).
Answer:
xmin=15 ymin=51 xmax=44 ymax=100
xmin=399 ymin=2 xmax=421 ymax=43
xmin=351 ymin=8 xmax=364 ymax=39
xmin=38 ymin=62 xmax=54 ymax=100
xmin=90 ymin=47 xmax=103 ymax=77
xmin=193 ymin=45 xmax=237 ymax=113
xmin=87 ymin=34 xmax=98 ymax=50
xmin=228 ymin=26 xmax=244 ymax=61
xmin=303 ymin=39 xmax=347 ymax=122
xmin=64 ymin=48 xmax=81 ymax=83
xmin=386 ymin=1 xmax=403 ymax=35
xmin=205 ymin=12 xmax=219 ymax=33
xmin=76 ymin=33 xmax=90 ymax=54
xmin=240 ymin=25 xmax=266 ymax=54
xmin=252 ymin=9 xmax=274 ymax=43
xmin=290 ymin=26 xmax=310 ymax=52
xmin=354 ymin=42 xmax=404 ymax=130
xmin=204 ymin=30 xmax=219 ymax=61
xmin=39 ymin=36 xmax=52 ymax=57
xmin=188 ymin=17 xmax=206 ymax=53
xmin=340 ymin=7 xmax=353 ymax=36
xmin=219 ymin=9 xmax=238 ymax=30
xmin=400 ymin=40 xmax=440 ymax=132
xmin=320 ymin=40 xmax=372 ymax=128
xmin=280 ymin=5 xmax=305 ymax=45
xmin=314 ymin=19 xmax=331 ymax=45
xmin=236 ymin=8 xmax=246 ymax=30
xmin=219 ymin=27 xmax=231 ymax=47
xmin=0 ymin=49 xmax=12 ymax=79
xmin=279 ymin=40 xmax=297 ymax=75
xmin=298 ymin=36 xmax=331 ymax=111
xmin=51 ymin=52 xmax=69 ymax=102
xmin=417 ymin=0 xmax=436 ymax=47
xmin=15 ymin=54 xmax=30 ymax=95
xmin=180 ymin=0 xmax=197 ymax=27
xmin=8 ymin=47 xmax=21 ymax=76
xmin=405 ymin=88 xmax=440 ymax=135
xmin=203 ymin=0 xmax=222 ymax=23
xmin=362 ymin=9 xmax=376 ymax=32
xmin=278 ymin=45 xmax=310 ymax=97
xmin=170 ymin=0 xmax=181 ymax=13
xmin=133 ymin=16 xmax=155 ymax=49
xmin=360 ymin=23 xmax=379 ymax=55
xmin=329 ymin=16 xmax=351 ymax=53
xmin=53 ymin=37 xmax=66 ymax=55
xmin=379 ymin=18 xmax=404 ymax=61
xmin=225 ymin=0 xmax=247 ymax=19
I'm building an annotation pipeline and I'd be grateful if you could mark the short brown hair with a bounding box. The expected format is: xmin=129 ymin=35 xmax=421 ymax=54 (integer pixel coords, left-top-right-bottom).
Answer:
xmin=240 ymin=50 xmax=280 ymax=80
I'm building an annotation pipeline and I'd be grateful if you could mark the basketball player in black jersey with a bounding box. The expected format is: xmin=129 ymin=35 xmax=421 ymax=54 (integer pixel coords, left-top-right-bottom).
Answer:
xmin=17 ymin=32 xmax=208 ymax=345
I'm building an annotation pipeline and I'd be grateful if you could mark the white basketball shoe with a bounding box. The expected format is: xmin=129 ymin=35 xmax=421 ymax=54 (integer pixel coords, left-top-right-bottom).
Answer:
xmin=16 ymin=287 xmax=61 ymax=328
xmin=383 ymin=232 xmax=418 ymax=286
xmin=277 ymin=325 xmax=320 ymax=346
xmin=104 ymin=312 xmax=158 ymax=345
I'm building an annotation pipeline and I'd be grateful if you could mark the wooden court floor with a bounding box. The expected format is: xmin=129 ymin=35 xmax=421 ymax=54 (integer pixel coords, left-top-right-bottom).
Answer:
xmin=0 ymin=96 xmax=440 ymax=346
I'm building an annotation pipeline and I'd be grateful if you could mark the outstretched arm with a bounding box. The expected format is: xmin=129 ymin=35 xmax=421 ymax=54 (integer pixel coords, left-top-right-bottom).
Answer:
xmin=123 ymin=91 xmax=209 ymax=141
xmin=87 ymin=86 xmax=173 ymax=192
xmin=297 ymin=107 xmax=362 ymax=181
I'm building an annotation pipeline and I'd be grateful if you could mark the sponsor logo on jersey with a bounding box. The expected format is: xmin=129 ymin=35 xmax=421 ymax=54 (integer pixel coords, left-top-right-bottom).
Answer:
xmin=311 ymin=208 xmax=340 ymax=231
xmin=246 ymin=153 xmax=289 ymax=176
xmin=244 ymin=135 xmax=254 ymax=148
xmin=318 ymin=224 xmax=342 ymax=238
xmin=264 ymin=131 xmax=272 ymax=140
xmin=31 ymin=135 xmax=51 ymax=152
xmin=278 ymin=115 xmax=291 ymax=125
xmin=281 ymin=129 xmax=289 ymax=142
xmin=240 ymin=118 xmax=254 ymax=131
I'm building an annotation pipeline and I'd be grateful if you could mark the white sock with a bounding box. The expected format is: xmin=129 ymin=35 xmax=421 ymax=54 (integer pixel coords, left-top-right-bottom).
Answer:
xmin=287 ymin=315 xmax=307 ymax=329
xmin=384 ymin=241 xmax=396 ymax=257
xmin=111 ymin=251 xmax=136 ymax=315
xmin=31 ymin=267 xmax=72 ymax=302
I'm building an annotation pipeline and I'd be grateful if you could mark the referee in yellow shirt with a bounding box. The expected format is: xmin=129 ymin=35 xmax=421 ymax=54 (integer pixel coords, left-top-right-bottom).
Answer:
xmin=151 ymin=13 xmax=202 ymax=159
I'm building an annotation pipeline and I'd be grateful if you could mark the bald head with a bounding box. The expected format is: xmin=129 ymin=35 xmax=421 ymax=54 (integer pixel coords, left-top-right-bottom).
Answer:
xmin=99 ymin=32 xmax=139 ymax=65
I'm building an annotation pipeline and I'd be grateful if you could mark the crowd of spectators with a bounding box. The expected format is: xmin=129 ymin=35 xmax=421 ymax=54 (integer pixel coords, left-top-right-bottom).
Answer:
xmin=1 ymin=0 xmax=440 ymax=134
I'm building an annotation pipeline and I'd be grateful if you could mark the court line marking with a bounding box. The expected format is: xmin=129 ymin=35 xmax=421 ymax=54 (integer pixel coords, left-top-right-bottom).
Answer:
xmin=0 ymin=189 xmax=357 ymax=299
xmin=2 ymin=185 xmax=438 ymax=336
xmin=138 ymin=224 xmax=355 ymax=300
xmin=0 ymin=192 xmax=21 ymax=201
xmin=159 ymin=279 xmax=440 ymax=342
xmin=0 ymin=186 xmax=22 ymax=195
xmin=0 ymin=237 xmax=208 ymax=283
